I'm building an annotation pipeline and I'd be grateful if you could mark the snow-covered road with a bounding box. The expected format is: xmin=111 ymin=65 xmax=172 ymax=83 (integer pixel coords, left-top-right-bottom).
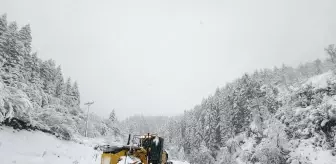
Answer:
xmin=169 ymin=160 xmax=190 ymax=164
xmin=0 ymin=126 xmax=189 ymax=164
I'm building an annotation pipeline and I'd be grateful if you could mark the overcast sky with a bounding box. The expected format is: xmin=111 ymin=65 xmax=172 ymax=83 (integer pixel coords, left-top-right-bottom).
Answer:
xmin=2 ymin=0 xmax=336 ymax=119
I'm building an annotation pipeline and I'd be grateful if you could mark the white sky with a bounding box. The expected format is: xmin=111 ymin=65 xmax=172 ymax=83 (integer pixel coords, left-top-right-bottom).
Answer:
xmin=2 ymin=0 xmax=336 ymax=119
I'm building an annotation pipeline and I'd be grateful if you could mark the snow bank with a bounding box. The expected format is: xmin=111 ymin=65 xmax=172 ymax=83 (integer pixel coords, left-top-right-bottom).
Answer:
xmin=294 ymin=106 xmax=312 ymax=116
xmin=304 ymin=71 xmax=333 ymax=89
xmin=170 ymin=160 xmax=190 ymax=164
xmin=289 ymin=139 xmax=336 ymax=164
xmin=0 ymin=126 xmax=101 ymax=164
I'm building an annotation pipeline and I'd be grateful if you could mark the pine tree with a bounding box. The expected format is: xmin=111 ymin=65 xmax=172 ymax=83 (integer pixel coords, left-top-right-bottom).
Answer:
xmin=230 ymin=75 xmax=253 ymax=134
xmin=55 ymin=66 xmax=65 ymax=97
xmin=8 ymin=22 xmax=24 ymax=65
xmin=214 ymin=93 xmax=223 ymax=149
xmin=29 ymin=52 xmax=42 ymax=86
xmin=219 ymin=84 xmax=235 ymax=143
xmin=0 ymin=21 xmax=26 ymax=84
xmin=206 ymin=91 xmax=222 ymax=153
xmin=0 ymin=14 xmax=7 ymax=36
xmin=65 ymin=77 xmax=72 ymax=95
xmin=0 ymin=14 xmax=7 ymax=55
xmin=109 ymin=109 xmax=116 ymax=123
xmin=20 ymin=25 xmax=34 ymax=81
xmin=62 ymin=77 xmax=73 ymax=106
xmin=184 ymin=110 xmax=198 ymax=155
xmin=18 ymin=24 xmax=32 ymax=54
xmin=40 ymin=60 xmax=56 ymax=95
xmin=22 ymin=53 xmax=33 ymax=81
xmin=201 ymin=99 xmax=211 ymax=147
xmin=180 ymin=112 xmax=189 ymax=153
xmin=105 ymin=109 xmax=119 ymax=136
xmin=72 ymin=81 xmax=80 ymax=105
xmin=1 ymin=21 xmax=20 ymax=68
xmin=247 ymin=78 xmax=266 ymax=134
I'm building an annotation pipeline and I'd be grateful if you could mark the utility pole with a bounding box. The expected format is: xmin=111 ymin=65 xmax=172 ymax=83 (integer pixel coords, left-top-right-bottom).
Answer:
xmin=84 ymin=101 xmax=94 ymax=137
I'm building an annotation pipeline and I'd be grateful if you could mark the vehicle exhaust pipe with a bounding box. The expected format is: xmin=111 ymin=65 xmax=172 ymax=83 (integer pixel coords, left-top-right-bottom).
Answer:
xmin=127 ymin=134 xmax=131 ymax=145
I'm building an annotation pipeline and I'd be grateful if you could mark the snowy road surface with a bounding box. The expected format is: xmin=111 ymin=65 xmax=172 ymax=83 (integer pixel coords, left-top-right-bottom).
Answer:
xmin=0 ymin=126 xmax=101 ymax=164
xmin=0 ymin=126 xmax=189 ymax=164
xmin=169 ymin=160 xmax=190 ymax=164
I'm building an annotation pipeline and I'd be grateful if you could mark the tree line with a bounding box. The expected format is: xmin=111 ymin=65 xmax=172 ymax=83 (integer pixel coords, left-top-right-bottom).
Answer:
xmin=156 ymin=45 xmax=336 ymax=163
xmin=0 ymin=13 xmax=119 ymax=140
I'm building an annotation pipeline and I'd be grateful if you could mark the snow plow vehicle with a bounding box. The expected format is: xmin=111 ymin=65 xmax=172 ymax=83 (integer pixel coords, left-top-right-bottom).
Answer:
xmin=100 ymin=133 xmax=173 ymax=164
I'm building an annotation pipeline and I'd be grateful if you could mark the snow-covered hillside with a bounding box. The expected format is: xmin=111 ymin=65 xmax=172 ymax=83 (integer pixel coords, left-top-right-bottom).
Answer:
xmin=0 ymin=126 xmax=102 ymax=164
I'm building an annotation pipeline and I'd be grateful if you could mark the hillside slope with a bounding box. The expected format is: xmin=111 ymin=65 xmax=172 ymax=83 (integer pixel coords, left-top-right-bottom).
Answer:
xmin=211 ymin=71 xmax=336 ymax=164
xmin=0 ymin=126 xmax=102 ymax=164
xmin=0 ymin=13 xmax=121 ymax=140
xmin=149 ymin=60 xmax=336 ymax=164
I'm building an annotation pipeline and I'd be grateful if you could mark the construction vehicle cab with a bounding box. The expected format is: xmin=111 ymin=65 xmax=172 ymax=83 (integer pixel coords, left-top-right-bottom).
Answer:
xmin=100 ymin=133 xmax=173 ymax=164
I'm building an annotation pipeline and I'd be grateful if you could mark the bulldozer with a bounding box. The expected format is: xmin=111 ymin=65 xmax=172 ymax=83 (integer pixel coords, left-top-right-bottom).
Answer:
xmin=100 ymin=133 xmax=173 ymax=164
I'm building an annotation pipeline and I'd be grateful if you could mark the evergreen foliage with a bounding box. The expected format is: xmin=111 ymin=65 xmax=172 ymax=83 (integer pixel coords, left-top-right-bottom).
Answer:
xmin=0 ymin=14 xmax=119 ymax=140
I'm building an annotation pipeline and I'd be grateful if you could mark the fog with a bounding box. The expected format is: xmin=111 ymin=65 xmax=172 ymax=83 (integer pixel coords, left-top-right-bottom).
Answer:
xmin=2 ymin=0 xmax=336 ymax=119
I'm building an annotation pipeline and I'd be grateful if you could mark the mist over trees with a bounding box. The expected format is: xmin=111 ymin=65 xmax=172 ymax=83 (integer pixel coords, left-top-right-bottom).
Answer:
xmin=3 ymin=11 xmax=336 ymax=163
xmin=0 ymin=13 xmax=120 ymax=140
xmin=159 ymin=46 xmax=336 ymax=163
xmin=121 ymin=45 xmax=336 ymax=163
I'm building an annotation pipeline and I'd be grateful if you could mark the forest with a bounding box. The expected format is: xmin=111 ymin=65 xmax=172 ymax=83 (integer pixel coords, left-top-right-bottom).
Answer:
xmin=2 ymin=12 xmax=336 ymax=163
xmin=121 ymin=46 xmax=336 ymax=163
xmin=0 ymin=14 xmax=120 ymax=141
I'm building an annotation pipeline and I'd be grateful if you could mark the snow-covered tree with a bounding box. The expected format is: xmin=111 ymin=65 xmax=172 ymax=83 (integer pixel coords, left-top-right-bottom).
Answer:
xmin=72 ymin=81 xmax=80 ymax=105
xmin=109 ymin=109 xmax=116 ymax=123
xmin=55 ymin=66 xmax=65 ymax=97
xmin=0 ymin=14 xmax=116 ymax=141
xmin=4 ymin=21 xmax=25 ymax=69
xmin=40 ymin=60 xmax=57 ymax=95
xmin=325 ymin=44 xmax=336 ymax=64
xmin=62 ymin=77 xmax=74 ymax=106
xmin=65 ymin=77 xmax=72 ymax=95
xmin=28 ymin=53 xmax=42 ymax=87
xmin=0 ymin=14 xmax=7 ymax=36
xmin=17 ymin=24 xmax=32 ymax=54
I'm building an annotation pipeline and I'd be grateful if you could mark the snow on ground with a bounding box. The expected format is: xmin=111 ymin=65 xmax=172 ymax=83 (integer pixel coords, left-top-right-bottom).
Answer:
xmin=294 ymin=106 xmax=312 ymax=116
xmin=0 ymin=126 xmax=101 ymax=164
xmin=289 ymin=139 xmax=336 ymax=164
xmin=0 ymin=126 xmax=190 ymax=164
xmin=114 ymin=156 xmax=189 ymax=164
xmin=304 ymin=71 xmax=333 ymax=89
xmin=170 ymin=160 xmax=190 ymax=164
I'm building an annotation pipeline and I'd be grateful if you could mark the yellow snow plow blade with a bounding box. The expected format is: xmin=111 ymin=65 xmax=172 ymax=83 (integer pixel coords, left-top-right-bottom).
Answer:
xmin=101 ymin=149 xmax=128 ymax=164
xmin=99 ymin=133 xmax=172 ymax=164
